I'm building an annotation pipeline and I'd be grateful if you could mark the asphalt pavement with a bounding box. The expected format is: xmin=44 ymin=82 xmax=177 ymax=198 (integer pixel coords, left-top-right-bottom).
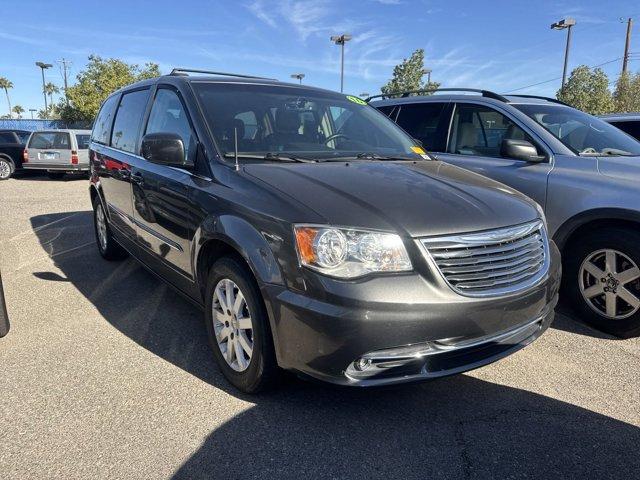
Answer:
xmin=1 ymin=175 xmax=639 ymax=479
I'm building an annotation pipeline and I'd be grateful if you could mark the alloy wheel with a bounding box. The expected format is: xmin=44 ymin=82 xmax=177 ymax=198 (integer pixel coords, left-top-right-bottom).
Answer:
xmin=212 ymin=278 xmax=254 ymax=372
xmin=0 ymin=160 xmax=11 ymax=179
xmin=579 ymin=249 xmax=640 ymax=320
xmin=95 ymin=205 xmax=108 ymax=252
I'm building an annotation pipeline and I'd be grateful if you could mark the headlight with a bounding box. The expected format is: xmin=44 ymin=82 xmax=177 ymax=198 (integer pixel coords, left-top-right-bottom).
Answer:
xmin=294 ymin=225 xmax=412 ymax=278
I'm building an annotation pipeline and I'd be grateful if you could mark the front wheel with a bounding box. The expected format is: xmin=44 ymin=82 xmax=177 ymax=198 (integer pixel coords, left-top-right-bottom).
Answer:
xmin=563 ymin=228 xmax=640 ymax=338
xmin=0 ymin=157 xmax=14 ymax=180
xmin=205 ymin=256 xmax=278 ymax=393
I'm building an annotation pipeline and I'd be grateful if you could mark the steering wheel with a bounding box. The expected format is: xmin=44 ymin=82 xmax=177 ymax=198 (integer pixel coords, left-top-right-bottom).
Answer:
xmin=324 ymin=133 xmax=349 ymax=144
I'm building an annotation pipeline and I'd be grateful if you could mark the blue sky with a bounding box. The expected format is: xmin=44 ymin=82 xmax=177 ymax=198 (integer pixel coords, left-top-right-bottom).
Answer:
xmin=1 ymin=0 xmax=638 ymax=114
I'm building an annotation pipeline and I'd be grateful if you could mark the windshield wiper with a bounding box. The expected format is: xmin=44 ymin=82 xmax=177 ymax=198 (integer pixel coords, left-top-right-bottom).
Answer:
xmin=223 ymin=152 xmax=317 ymax=163
xmin=320 ymin=152 xmax=422 ymax=162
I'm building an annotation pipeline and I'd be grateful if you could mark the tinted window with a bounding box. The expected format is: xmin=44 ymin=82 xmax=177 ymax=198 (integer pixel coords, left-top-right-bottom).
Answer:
xmin=376 ymin=105 xmax=398 ymax=120
xmin=145 ymin=88 xmax=194 ymax=159
xmin=75 ymin=134 xmax=90 ymax=149
xmin=111 ymin=90 xmax=149 ymax=153
xmin=610 ymin=121 xmax=640 ymax=142
xmin=28 ymin=132 xmax=71 ymax=150
xmin=0 ymin=132 xmax=15 ymax=143
xmin=448 ymin=104 xmax=533 ymax=159
xmin=514 ymin=104 xmax=640 ymax=156
xmin=194 ymin=83 xmax=420 ymax=161
xmin=396 ymin=103 xmax=448 ymax=151
xmin=16 ymin=131 xmax=30 ymax=143
xmin=92 ymin=95 xmax=119 ymax=145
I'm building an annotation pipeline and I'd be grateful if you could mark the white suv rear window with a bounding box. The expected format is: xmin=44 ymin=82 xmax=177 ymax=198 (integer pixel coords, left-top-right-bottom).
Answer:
xmin=28 ymin=132 xmax=71 ymax=150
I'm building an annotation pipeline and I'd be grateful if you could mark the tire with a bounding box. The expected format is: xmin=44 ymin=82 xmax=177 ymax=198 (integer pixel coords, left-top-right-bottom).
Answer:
xmin=563 ymin=227 xmax=640 ymax=338
xmin=0 ymin=157 xmax=14 ymax=180
xmin=205 ymin=256 xmax=278 ymax=393
xmin=47 ymin=172 xmax=65 ymax=180
xmin=92 ymin=197 xmax=128 ymax=261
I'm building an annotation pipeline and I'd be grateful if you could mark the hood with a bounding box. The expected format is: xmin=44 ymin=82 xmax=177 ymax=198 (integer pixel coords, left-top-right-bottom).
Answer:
xmin=598 ymin=156 xmax=640 ymax=181
xmin=243 ymin=160 xmax=539 ymax=237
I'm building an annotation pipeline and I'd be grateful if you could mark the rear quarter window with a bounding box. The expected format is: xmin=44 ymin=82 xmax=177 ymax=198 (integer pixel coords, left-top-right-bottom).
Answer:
xmin=28 ymin=132 xmax=71 ymax=150
xmin=92 ymin=95 xmax=119 ymax=145
xmin=75 ymin=134 xmax=90 ymax=149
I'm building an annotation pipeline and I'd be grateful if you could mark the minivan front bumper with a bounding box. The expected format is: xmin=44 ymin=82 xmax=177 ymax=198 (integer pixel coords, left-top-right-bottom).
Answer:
xmin=262 ymin=241 xmax=561 ymax=386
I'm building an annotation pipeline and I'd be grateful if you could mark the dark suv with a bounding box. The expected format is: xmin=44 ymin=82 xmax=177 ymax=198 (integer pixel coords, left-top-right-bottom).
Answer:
xmin=89 ymin=70 xmax=560 ymax=392
xmin=0 ymin=129 xmax=30 ymax=179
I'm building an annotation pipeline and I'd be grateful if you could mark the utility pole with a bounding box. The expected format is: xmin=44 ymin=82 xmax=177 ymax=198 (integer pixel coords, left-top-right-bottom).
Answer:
xmin=58 ymin=58 xmax=72 ymax=105
xmin=330 ymin=34 xmax=353 ymax=92
xmin=551 ymin=18 xmax=576 ymax=89
xmin=622 ymin=17 xmax=634 ymax=75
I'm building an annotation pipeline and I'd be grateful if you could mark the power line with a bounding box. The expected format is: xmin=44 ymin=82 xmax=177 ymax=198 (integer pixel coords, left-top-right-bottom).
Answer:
xmin=505 ymin=57 xmax=622 ymax=93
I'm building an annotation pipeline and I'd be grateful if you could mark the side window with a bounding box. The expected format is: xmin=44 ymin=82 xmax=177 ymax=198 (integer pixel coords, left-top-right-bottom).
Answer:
xmin=0 ymin=132 xmax=15 ymax=143
xmin=92 ymin=95 xmax=119 ymax=145
xmin=396 ymin=103 xmax=448 ymax=151
xmin=145 ymin=88 xmax=194 ymax=159
xmin=376 ymin=105 xmax=399 ymax=121
xmin=448 ymin=104 xmax=533 ymax=159
xmin=111 ymin=89 xmax=150 ymax=153
xmin=612 ymin=121 xmax=640 ymax=141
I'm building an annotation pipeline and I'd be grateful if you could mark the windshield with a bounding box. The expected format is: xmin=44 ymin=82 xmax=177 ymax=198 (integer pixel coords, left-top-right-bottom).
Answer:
xmin=514 ymin=104 xmax=640 ymax=156
xmin=193 ymin=83 xmax=423 ymax=161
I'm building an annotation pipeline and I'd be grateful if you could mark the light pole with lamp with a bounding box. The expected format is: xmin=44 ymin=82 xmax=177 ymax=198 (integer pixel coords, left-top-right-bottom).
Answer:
xmin=35 ymin=62 xmax=53 ymax=115
xmin=551 ymin=18 xmax=576 ymax=89
xmin=290 ymin=73 xmax=305 ymax=84
xmin=330 ymin=34 xmax=352 ymax=93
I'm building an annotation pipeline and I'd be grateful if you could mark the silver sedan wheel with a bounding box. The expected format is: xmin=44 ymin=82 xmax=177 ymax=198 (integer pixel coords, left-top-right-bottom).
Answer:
xmin=95 ymin=205 xmax=108 ymax=252
xmin=0 ymin=159 xmax=11 ymax=179
xmin=579 ymin=249 xmax=640 ymax=320
xmin=212 ymin=278 xmax=253 ymax=372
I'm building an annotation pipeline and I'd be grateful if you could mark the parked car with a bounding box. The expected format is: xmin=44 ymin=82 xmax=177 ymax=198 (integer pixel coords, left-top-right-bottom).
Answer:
xmin=23 ymin=129 xmax=91 ymax=179
xmin=371 ymin=89 xmax=640 ymax=337
xmin=0 ymin=129 xmax=30 ymax=180
xmin=89 ymin=70 xmax=560 ymax=393
xmin=600 ymin=113 xmax=640 ymax=141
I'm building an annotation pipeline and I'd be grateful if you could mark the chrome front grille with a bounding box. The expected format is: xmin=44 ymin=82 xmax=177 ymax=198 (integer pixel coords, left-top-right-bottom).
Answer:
xmin=420 ymin=220 xmax=549 ymax=296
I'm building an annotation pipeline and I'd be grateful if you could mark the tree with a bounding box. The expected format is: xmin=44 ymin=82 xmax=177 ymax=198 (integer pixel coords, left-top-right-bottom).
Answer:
xmin=12 ymin=105 xmax=24 ymax=118
xmin=0 ymin=77 xmax=13 ymax=118
xmin=61 ymin=55 xmax=160 ymax=123
xmin=613 ymin=71 xmax=640 ymax=113
xmin=556 ymin=66 xmax=613 ymax=115
xmin=44 ymin=82 xmax=60 ymax=110
xmin=381 ymin=49 xmax=440 ymax=96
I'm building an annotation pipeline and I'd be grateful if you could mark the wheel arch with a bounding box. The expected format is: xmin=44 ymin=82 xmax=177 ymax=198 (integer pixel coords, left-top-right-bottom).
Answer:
xmin=554 ymin=208 xmax=640 ymax=251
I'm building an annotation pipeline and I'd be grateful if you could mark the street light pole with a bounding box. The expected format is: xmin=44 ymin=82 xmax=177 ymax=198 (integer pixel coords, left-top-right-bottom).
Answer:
xmin=35 ymin=62 xmax=53 ymax=115
xmin=551 ymin=18 xmax=576 ymax=89
xmin=290 ymin=73 xmax=305 ymax=84
xmin=29 ymin=109 xmax=37 ymax=119
xmin=330 ymin=34 xmax=352 ymax=92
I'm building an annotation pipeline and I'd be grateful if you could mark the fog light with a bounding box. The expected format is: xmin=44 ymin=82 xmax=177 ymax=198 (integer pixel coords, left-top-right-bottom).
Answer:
xmin=353 ymin=358 xmax=372 ymax=371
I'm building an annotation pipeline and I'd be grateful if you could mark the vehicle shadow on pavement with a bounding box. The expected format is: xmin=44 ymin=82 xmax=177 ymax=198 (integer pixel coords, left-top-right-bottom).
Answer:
xmin=30 ymin=212 xmax=640 ymax=479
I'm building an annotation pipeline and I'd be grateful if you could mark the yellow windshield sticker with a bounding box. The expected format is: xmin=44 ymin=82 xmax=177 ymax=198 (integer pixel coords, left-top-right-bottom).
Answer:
xmin=346 ymin=95 xmax=367 ymax=105
xmin=411 ymin=146 xmax=426 ymax=155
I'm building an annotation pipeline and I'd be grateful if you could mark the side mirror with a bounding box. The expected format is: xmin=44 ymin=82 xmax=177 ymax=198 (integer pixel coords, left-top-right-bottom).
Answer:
xmin=501 ymin=138 xmax=546 ymax=162
xmin=141 ymin=132 xmax=191 ymax=168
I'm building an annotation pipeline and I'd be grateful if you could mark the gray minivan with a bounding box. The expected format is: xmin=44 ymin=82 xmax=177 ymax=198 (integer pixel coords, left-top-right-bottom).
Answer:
xmin=23 ymin=129 xmax=91 ymax=179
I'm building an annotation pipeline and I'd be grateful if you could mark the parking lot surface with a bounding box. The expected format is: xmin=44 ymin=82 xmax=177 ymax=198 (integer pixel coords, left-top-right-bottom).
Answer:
xmin=1 ymin=176 xmax=639 ymax=479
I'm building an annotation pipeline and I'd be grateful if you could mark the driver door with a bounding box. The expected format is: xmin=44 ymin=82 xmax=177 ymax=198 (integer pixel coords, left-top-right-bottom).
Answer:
xmin=436 ymin=102 xmax=552 ymax=208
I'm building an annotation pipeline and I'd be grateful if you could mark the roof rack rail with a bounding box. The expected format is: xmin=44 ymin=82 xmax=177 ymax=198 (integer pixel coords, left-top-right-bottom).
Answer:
xmin=169 ymin=68 xmax=276 ymax=80
xmin=504 ymin=94 xmax=570 ymax=107
xmin=365 ymin=88 xmax=509 ymax=103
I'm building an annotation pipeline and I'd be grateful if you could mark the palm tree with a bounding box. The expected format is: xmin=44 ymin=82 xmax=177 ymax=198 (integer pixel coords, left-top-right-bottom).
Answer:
xmin=0 ymin=77 xmax=13 ymax=118
xmin=12 ymin=105 xmax=24 ymax=119
xmin=44 ymin=82 xmax=60 ymax=110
